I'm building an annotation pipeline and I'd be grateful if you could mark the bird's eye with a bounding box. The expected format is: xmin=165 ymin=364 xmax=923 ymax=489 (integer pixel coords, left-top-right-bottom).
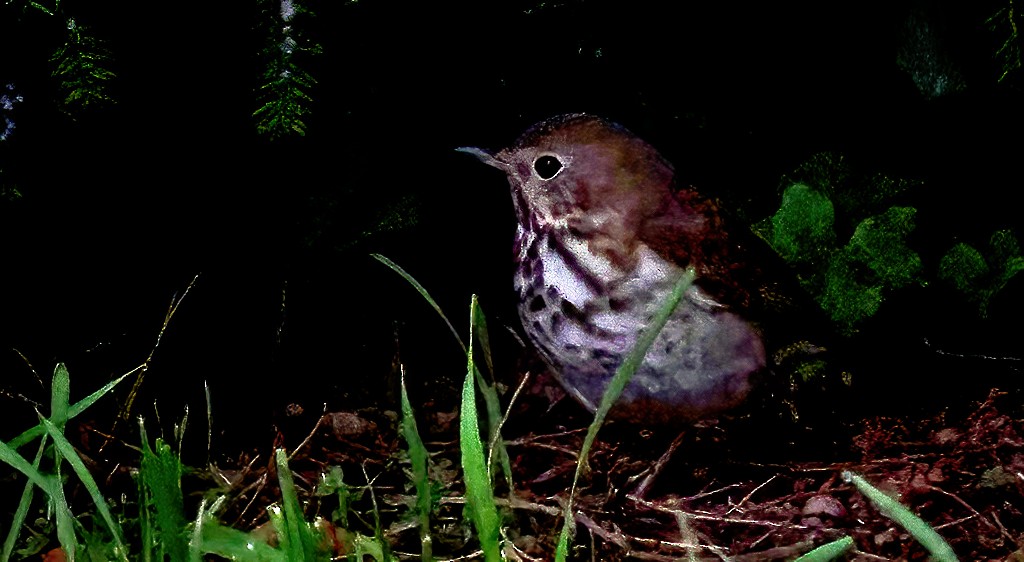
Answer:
xmin=533 ymin=154 xmax=564 ymax=180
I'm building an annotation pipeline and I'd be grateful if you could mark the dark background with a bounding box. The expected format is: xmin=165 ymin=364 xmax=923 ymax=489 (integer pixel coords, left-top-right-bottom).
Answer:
xmin=1 ymin=0 xmax=1021 ymax=449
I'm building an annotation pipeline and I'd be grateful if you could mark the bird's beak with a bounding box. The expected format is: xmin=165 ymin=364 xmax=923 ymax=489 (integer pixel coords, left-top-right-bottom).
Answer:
xmin=456 ymin=146 xmax=508 ymax=171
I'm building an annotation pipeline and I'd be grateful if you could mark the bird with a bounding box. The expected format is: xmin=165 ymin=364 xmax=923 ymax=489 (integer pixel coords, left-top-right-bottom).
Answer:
xmin=460 ymin=113 xmax=777 ymax=425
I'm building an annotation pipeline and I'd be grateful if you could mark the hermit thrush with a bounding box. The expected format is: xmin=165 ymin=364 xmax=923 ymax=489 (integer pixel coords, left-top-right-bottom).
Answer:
xmin=461 ymin=114 xmax=769 ymax=425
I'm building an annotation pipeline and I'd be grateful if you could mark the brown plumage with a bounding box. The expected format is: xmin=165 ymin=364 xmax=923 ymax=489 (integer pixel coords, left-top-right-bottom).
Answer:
xmin=462 ymin=114 xmax=779 ymax=424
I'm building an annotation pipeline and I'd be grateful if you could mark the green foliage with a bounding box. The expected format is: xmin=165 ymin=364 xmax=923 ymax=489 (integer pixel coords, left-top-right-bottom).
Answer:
xmin=315 ymin=466 xmax=352 ymax=528
xmin=310 ymin=467 xmax=395 ymax=561
xmin=378 ymin=255 xmax=516 ymax=559
xmin=767 ymin=183 xmax=835 ymax=265
xmin=191 ymin=521 xmax=284 ymax=561
xmin=815 ymin=206 xmax=924 ymax=330
xmin=373 ymin=253 xmax=513 ymax=491
xmin=756 ymin=153 xmax=924 ymax=334
xmin=7 ymin=2 xmax=117 ymax=119
xmin=51 ymin=18 xmax=116 ymax=117
xmin=1 ymin=274 xmax=970 ymax=561
xmin=555 ymin=268 xmax=695 ymax=562
xmin=787 ymin=152 xmax=917 ymax=222
xmin=0 ymin=182 xmax=22 ymax=201
xmin=195 ymin=449 xmax=346 ymax=561
xmin=2 ymin=360 xmax=393 ymax=561
xmin=843 ymin=472 xmax=958 ymax=562
xmin=460 ymin=322 xmax=502 ymax=561
xmin=847 ymin=206 xmax=922 ymax=288
xmin=942 ymin=243 xmax=989 ymax=293
xmin=41 ymin=414 xmax=129 ymax=560
xmin=987 ymin=1 xmax=1023 ymax=83
xmin=0 ymin=364 xmax=131 ymax=562
xmin=817 ymin=253 xmax=885 ymax=332
xmin=780 ymin=346 xmax=828 ymax=384
xmin=794 ymin=536 xmax=854 ymax=562
xmin=273 ymin=448 xmax=321 ymax=560
xmin=940 ymin=229 xmax=1024 ymax=317
xmin=11 ymin=0 xmax=59 ymax=16
xmin=372 ymin=253 xmax=463 ymax=348
xmin=254 ymin=0 xmax=320 ymax=140
xmin=400 ymin=375 xmax=434 ymax=560
xmin=138 ymin=429 xmax=188 ymax=561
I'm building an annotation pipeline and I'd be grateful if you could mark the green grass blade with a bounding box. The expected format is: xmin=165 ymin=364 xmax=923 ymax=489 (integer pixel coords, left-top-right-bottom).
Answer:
xmin=48 ymin=363 xmax=75 ymax=560
xmin=0 ymin=438 xmax=58 ymax=494
xmin=317 ymin=466 xmax=350 ymax=528
xmin=267 ymin=504 xmax=290 ymax=558
xmin=555 ymin=267 xmax=695 ymax=562
xmin=204 ymin=380 xmax=213 ymax=463
xmin=468 ymin=296 xmax=512 ymax=490
xmin=7 ymin=369 xmax=133 ymax=450
xmin=843 ymin=471 xmax=958 ymax=562
xmin=275 ymin=448 xmax=318 ymax=561
xmin=197 ymin=517 xmax=284 ymax=561
xmin=139 ymin=461 xmax=154 ymax=561
xmin=0 ymin=439 xmax=79 ymax=562
xmin=140 ymin=437 xmax=188 ymax=562
xmin=40 ymin=415 xmax=128 ymax=561
xmin=50 ymin=483 xmax=78 ymax=562
xmin=400 ymin=373 xmax=434 ymax=561
xmin=589 ymin=267 xmax=695 ymax=435
xmin=0 ymin=437 xmax=71 ymax=562
xmin=0 ymin=436 xmax=49 ymax=562
xmin=794 ymin=536 xmax=854 ymax=561
xmin=50 ymin=363 xmax=70 ymax=429
xmin=137 ymin=420 xmax=156 ymax=562
xmin=188 ymin=498 xmax=205 ymax=562
xmin=352 ymin=534 xmax=389 ymax=560
xmin=471 ymin=297 xmax=495 ymax=376
xmin=460 ymin=318 xmax=502 ymax=561
xmin=362 ymin=463 xmax=392 ymax=562
xmin=371 ymin=253 xmax=465 ymax=352
xmin=376 ymin=255 xmax=511 ymax=490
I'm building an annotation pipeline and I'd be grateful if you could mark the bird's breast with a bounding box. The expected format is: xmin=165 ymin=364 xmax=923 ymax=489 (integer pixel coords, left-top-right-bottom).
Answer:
xmin=512 ymin=225 xmax=766 ymax=420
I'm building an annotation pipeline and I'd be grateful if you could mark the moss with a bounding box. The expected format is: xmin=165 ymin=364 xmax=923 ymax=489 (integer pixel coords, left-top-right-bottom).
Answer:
xmin=939 ymin=229 xmax=1024 ymax=317
xmin=758 ymin=156 xmax=924 ymax=335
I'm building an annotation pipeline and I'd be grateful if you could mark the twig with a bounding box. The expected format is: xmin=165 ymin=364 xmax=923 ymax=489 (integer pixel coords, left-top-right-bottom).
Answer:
xmin=927 ymin=484 xmax=999 ymax=533
xmin=290 ymin=404 xmax=329 ymax=459
xmin=725 ymin=475 xmax=777 ymax=516
xmin=630 ymin=429 xmax=687 ymax=499
xmin=104 ymin=273 xmax=200 ymax=450
xmin=629 ymin=494 xmax=810 ymax=531
xmin=932 ymin=513 xmax=978 ymax=530
xmin=234 ymin=471 xmax=270 ymax=528
xmin=575 ymin=509 xmax=630 ymax=550
xmin=488 ymin=370 xmax=532 ymax=472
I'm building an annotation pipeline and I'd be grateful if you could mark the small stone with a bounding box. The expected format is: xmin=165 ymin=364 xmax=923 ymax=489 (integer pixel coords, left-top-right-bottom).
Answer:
xmin=802 ymin=494 xmax=846 ymax=518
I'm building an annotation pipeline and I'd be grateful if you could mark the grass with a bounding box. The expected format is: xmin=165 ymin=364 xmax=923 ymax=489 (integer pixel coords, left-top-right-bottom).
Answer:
xmin=0 ymin=257 xmax=980 ymax=561
xmin=1 ymin=363 xmax=130 ymax=562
